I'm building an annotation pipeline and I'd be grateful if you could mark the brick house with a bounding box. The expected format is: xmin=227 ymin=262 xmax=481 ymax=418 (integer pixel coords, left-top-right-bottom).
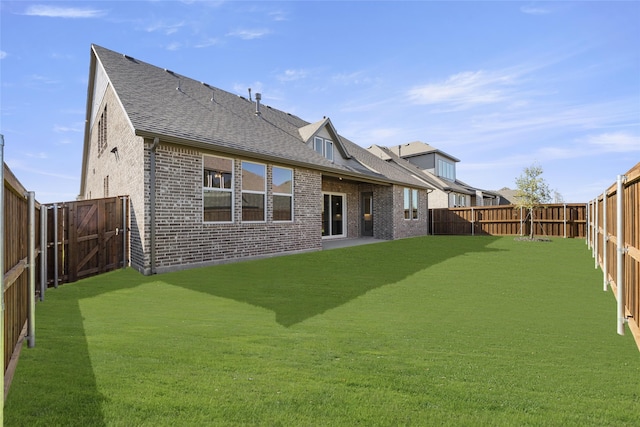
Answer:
xmin=80 ymin=45 xmax=433 ymax=274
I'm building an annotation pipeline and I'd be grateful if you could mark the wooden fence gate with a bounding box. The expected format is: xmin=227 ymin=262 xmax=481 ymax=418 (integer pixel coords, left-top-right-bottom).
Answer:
xmin=44 ymin=196 xmax=129 ymax=288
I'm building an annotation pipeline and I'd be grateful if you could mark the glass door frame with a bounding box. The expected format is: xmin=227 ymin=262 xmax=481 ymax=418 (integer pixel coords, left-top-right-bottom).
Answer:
xmin=322 ymin=191 xmax=347 ymax=239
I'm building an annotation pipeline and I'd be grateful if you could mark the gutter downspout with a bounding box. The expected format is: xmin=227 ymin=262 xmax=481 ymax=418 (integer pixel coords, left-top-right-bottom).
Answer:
xmin=426 ymin=189 xmax=433 ymax=235
xmin=149 ymin=137 xmax=160 ymax=275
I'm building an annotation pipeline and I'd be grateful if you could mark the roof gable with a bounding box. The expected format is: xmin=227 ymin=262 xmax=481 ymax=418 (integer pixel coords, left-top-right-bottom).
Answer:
xmin=298 ymin=118 xmax=351 ymax=159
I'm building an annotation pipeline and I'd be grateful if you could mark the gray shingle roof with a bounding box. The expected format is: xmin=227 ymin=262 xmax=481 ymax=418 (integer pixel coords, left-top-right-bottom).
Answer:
xmin=90 ymin=44 xmax=429 ymax=189
xmin=368 ymin=145 xmax=472 ymax=194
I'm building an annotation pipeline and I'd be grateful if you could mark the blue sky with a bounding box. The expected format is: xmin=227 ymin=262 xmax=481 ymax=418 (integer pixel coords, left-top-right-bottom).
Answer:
xmin=1 ymin=1 xmax=638 ymax=203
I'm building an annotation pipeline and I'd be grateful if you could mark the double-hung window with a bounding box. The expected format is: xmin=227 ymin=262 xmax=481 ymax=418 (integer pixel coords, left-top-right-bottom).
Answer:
xmin=314 ymin=136 xmax=334 ymax=161
xmin=242 ymin=161 xmax=266 ymax=222
xmin=203 ymin=155 xmax=233 ymax=222
xmin=404 ymin=188 xmax=419 ymax=220
xmin=273 ymin=166 xmax=293 ymax=221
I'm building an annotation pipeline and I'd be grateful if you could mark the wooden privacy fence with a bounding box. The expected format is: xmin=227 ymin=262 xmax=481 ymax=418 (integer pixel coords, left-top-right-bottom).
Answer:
xmin=429 ymin=204 xmax=587 ymax=238
xmin=2 ymin=153 xmax=129 ymax=407
xmin=588 ymin=162 xmax=640 ymax=350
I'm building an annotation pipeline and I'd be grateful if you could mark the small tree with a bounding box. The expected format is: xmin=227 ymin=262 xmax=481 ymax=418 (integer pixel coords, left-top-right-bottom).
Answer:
xmin=514 ymin=163 xmax=551 ymax=239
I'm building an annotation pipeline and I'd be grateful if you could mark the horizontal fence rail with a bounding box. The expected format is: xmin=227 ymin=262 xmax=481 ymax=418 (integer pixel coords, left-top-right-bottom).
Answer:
xmin=588 ymin=162 xmax=640 ymax=350
xmin=429 ymin=204 xmax=587 ymax=238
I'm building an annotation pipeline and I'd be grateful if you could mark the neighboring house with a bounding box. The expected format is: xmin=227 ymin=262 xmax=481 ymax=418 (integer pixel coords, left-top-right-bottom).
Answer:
xmin=370 ymin=142 xmax=500 ymax=208
xmin=80 ymin=45 xmax=433 ymax=274
xmin=496 ymin=187 xmax=518 ymax=205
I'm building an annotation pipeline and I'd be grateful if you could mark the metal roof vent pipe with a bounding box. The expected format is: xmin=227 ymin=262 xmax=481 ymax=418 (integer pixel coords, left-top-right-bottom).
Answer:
xmin=255 ymin=93 xmax=262 ymax=116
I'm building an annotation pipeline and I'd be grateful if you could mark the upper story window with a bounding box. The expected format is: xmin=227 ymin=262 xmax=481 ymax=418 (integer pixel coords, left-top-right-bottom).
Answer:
xmin=242 ymin=161 xmax=266 ymax=222
xmin=437 ymin=159 xmax=455 ymax=181
xmin=97 ymin=106 xmax=107 ymax=156
xmin=314 ymin=136 xmax=334 ymax=162
xmin=404 ymin=188 xmax=419 ymax=220
xmin=203 ymin=155 xmax=233 ymax=222
xmin=273 ymin=166 xmax=293 ymax=222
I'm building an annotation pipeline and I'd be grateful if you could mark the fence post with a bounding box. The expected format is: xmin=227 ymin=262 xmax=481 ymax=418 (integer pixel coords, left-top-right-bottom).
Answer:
xmin=593 ymin=197 xmax=600 ymax=268
xmin=40 ymin=204 xmax=47 ymax=301
xmin=122 ymin=196 xmax=127 ymax=268
xmin=27 ymin=191 xmax=36 ymax=348
xmin=1 ymin=134 xmax=5 ymax=422
xmin=471 ymin=207 xmax=475 ymax=236
xmin=563 ymin=203 xmax=567 ymax=238
xmin=584 ymin=201 xmax=591 ymax=249
xmin=602 ymin=190 xmax=608 ymax=292
xmin=53 ymin=204 xmax=59 ymax=288
xmin=616 ymin=175 xmax=626 ymax=336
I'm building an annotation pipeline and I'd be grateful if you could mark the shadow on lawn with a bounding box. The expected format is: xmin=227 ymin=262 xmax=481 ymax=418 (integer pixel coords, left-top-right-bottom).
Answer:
xmin=5 ymin=236 xmax=502 ymax=424
xmin=4 ymin=270 xmax=161 ymax=425
xmin=161 ymin=235 xmax=503 ymax=327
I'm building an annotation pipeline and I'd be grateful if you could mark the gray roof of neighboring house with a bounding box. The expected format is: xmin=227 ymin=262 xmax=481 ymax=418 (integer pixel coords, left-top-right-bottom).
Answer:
xmin=387 ymin=141 xmax=461 ymax=163
xmin=85 ymin=44 xmax=430 ymax=190
xmin=368 ymin=145 xmax=474 ymax=195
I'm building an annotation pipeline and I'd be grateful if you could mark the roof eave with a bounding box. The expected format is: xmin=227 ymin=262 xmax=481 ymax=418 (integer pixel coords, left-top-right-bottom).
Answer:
xmin=135 ymin=130 xmax=428 ymax=188
xmin=79 ymin=45 xmax=98 ymax=198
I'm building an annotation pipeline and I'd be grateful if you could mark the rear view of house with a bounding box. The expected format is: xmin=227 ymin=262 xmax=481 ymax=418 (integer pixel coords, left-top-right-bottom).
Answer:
xmin=80 ymin=45 xmax=432 ymax=274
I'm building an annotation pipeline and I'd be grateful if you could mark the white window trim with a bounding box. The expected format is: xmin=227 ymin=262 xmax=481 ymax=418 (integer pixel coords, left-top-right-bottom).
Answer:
xmin=241 ymin=161 xmax=267 ymax=223
xmin=314 ymin=136 xmax=334 ymax=162
xmin=272 ymin=166 xmax=294 ymax=223
xmin=404 ymin=187 xmax=419 ymax=220
xmin=203 ymin=154 xmax=234 ymax=224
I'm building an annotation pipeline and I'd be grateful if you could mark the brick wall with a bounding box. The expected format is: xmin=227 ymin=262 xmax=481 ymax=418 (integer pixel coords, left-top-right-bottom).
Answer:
xmin=151 ymin=144 xmax=322 ymax=273
xmin=82 ymin=84 xmax=147 ymax=271
xmin=391 ymin=186 xmax=429 ymax=239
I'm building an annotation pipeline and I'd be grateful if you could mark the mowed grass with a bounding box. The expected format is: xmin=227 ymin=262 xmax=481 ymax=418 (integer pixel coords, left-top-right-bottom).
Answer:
xmin=4 ymin=236 xmax=640 ymax=426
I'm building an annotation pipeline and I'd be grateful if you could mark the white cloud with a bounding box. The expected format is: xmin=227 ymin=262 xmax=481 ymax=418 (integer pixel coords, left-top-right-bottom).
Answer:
xmin=584 ymin=132 xmax=640 ymax=153
xmin=278 ymin=69 xmax=308 ymax=82
xmin=407 ymin=70 xmax=517 ymax=110
xmin=145 ymin=21 xmax=185 ymax=35
xmin=166 ymin=42 xmax=182 ymax=51
xmin=227 ymin=28 xmax=271 ymax=40
xmin=269 ymin=10 xmax=288 ymax=21
xmin=195 ymin=38 xmax=221 ymax=48
xmin=521 ymin=6 xmax=551 ymax=15
xmin=54 ymin=124 xmax=82 ymax=133
xmin=24 ymin=5 xmax=106 ymax=18
xmin=332 ymin=71 xmax=378 ymax=86
xmin=0 ymin=51 xmax=7 ymax=59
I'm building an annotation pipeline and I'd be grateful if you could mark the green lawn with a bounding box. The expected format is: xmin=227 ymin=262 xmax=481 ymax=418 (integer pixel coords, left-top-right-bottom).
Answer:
xmin=4 ymin=236 xmax=640 ymax=426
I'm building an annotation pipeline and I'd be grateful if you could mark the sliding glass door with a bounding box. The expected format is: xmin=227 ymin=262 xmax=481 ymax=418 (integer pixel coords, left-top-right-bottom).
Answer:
xmin=322 ymin=193 xmax=346 ymax=238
